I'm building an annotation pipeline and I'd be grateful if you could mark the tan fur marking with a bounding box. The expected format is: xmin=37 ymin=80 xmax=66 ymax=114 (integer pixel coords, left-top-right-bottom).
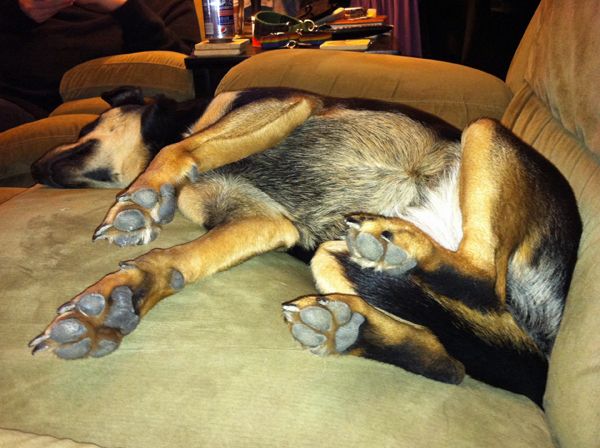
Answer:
xmin=432 ymin=292 xmax=542 ymax=354
xmin=133 ymin=215 xmax=300 ymax=315
xmin=458 ymin=119 xmax=499 ymax=274
xmin=311 ymin=241 xmax=358 ymax=295
xmin=187 ymin=96 xmax=321 ymax=171
xmin=188 ymin=91 xmax=240 ymax=134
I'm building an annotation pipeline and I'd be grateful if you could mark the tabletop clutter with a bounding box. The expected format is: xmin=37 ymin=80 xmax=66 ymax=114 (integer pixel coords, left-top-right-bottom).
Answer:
xmin=193 ymin=5 xmax=391 ymax=57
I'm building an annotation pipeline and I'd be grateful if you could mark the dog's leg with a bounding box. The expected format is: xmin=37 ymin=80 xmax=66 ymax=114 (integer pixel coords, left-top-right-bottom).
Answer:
xmin=346 ymin=118 xmax=559 ymax=311
xmin=94 ymin=92 xmax=320 ymax=246
xmin=283 ymin=241 xmax=465 ymax=384
xmin=30 ymin=213 xmax=300 ymax=359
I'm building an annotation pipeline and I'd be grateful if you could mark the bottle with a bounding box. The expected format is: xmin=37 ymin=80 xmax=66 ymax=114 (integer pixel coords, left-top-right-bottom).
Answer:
xmin=203 ymin=0 xmax=235 ymax=42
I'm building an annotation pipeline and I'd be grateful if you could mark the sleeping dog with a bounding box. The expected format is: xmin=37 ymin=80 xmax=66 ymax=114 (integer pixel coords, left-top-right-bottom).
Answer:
xmin=30 ymin=87 xmax=581 ymax=407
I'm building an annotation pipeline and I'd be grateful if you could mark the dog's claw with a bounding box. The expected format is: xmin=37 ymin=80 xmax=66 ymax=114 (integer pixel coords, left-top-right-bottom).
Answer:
xmin=92 ymin=223 xmax=112 ymax=241
xmin=56 ymin=302 xmax=76 ymax=314
xmin=28 ymin=333 xmax=49 ymax=348
xmin=31 ymin=341 xmax=50 ymax=355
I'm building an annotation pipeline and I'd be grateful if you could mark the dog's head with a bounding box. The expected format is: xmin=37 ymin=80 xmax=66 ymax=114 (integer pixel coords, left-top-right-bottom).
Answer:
xmin=31 ymin=86 xmax=193 ymax=189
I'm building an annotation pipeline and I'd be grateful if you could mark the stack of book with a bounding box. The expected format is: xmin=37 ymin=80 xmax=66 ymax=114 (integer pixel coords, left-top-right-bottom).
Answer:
xmin=327 ymin=15 xmax=388 ymax=30
xmin=193 ymin=38 xmax=250 ymax=57
xmin=320 ymin=39 xmax=371 ymax=51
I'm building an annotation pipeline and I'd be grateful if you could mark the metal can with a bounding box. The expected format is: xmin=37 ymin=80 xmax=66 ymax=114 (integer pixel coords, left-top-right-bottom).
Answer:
xmin=203 ymin=0 xmax=236 ymax=42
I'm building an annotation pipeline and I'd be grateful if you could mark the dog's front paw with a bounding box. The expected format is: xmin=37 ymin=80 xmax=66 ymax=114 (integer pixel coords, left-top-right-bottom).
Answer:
xmin=283 ymin=295 xmax=366 ymax=356
xmin=93 ymin=183 xmax=177 ymax=247
xmin=29 ymin=259 xmax=185 ymax=359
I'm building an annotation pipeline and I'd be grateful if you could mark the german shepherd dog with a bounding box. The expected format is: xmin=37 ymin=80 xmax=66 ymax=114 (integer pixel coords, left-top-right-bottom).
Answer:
xmin=30 ymin=87 xmax=581 ymax=407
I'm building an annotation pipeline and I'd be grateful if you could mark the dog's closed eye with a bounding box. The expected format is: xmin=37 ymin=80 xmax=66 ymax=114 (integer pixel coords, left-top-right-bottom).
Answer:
xmin=83 ymin=167 xmax=114 ymax=183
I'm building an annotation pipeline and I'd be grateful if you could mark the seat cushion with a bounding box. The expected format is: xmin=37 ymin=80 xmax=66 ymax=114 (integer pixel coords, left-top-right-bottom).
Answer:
xmin=216 ymin=49 xmax=512 ymax=130
xmin=51 ymin=98 xmax=110 ymax=117
xmin=0 ymin=186 xmax=554 ymax=447
xmin=60 ymin=51 xmax=195 ymax=103
xmin=0 ymin=428 xmax=103 ymax=448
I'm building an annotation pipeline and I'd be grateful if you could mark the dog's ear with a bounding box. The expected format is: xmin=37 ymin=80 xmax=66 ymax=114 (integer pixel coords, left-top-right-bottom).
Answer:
xmin=101 ymin=86 xmax=145 ymax=107
xmin=140 ymin=96 xmax=181 ymax=155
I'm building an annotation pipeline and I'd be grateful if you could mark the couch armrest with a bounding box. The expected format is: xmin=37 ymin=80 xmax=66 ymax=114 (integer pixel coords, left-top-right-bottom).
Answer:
xmin=60 ymin=51 xmax=195 ymax=103
xmin=0 ymin=114 xmax=98 ymax=187
xmin=216 ymin=49 xmax=513 ymax=129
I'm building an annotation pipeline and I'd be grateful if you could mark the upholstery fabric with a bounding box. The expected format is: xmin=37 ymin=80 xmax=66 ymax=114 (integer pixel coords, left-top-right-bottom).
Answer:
xmin=0 ymin=114 xmax=98 ymax=187
xmin=50 ymin=98 xmax=110 ymax=117
xmin=502 ymin=85 xmax=600 ymax=448
xmin=0 ymin=187 xmax=26 ymax=204
xmin=215 ymin=49 xmax=512 ymax=130
xmin=0 ymin=428 xmax=103 ymax=448
xmin=517 ymin=0 xmax=600 ymax=154
xmin=59 ymin=51 xmax=195 ymax=103
xmin=0 ymin=187 xmax=554 ymax=448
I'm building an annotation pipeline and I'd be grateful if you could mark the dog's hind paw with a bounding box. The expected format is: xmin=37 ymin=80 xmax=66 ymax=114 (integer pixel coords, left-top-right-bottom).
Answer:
xmin=93 ymin=184 xmax=177 ymax=246
xmin=344 ymin=213 xmax=423 ymax=276
xmin=283 ymin=295 xmax=365 ymax=356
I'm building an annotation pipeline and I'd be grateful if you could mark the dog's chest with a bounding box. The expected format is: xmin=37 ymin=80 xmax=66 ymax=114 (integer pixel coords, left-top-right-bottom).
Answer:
xmin=384 ymin=167 xmax=463 ymax=251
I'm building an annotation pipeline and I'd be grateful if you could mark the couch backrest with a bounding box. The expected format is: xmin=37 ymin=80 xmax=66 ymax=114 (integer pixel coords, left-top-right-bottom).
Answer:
xmin=503 ymin=1 xmax=600 ymax=447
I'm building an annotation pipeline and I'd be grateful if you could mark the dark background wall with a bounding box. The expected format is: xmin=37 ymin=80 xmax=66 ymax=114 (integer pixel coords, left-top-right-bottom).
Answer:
xmin=419 ymin=0 xmax=540 ymax=78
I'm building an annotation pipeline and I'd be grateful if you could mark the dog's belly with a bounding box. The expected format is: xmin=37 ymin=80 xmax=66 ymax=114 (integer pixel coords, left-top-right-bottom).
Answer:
xmin=386 ymin=166 xmax=462 ymax=251
xmin=212 ymin=110 xmax=462 ymax=249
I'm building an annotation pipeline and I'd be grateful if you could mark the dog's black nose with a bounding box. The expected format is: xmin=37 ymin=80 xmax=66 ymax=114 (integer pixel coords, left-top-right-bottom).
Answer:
xmin=31 ymin=158 xmax=61 ymax=187
xmin=30 ymin=160 xmax=44 ymax=183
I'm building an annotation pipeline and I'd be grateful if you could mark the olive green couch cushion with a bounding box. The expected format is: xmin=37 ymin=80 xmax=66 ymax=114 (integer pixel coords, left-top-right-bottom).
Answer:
xmin=215 ymin=49 xmax=512 ymax=131
xmin=0 ymin=186 xmax=554 ymax=447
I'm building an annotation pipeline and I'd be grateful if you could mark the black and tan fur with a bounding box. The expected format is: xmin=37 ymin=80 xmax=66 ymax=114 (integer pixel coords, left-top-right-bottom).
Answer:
xmin=29 ymin=87 xmax=581 ymax=407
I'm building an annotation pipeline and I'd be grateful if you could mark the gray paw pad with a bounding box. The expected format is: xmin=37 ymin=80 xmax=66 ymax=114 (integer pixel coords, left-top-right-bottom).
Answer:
xmin=55 ymin=338 xmax=92 ymax=359
xmin=105 ymin=286 xmax=140 ymax=335
xmin=50 ymin=318 xmax=87 ymax=343
xmin=291 ymin=323 xmax=326 ymax=347
xmin=355 ymin=232 xmax=384 ymax=261
xmin=113 ymin=232 xmax=144 ymax=247
xmin=91 ymin=339 xmax=119 ymax=358
xmin=114 ymin=209 xmax=146 ymax=232
xmin=321 ymin=300 xmax=352 ymax=325
xmin=131 ymin=189 xmax=158 ymax=209
xmin=157 ymin=184 xmax=177 ymax=224
xmin=300 ymin=306 xmax=332 ymax=332
xmin=76 ymin=293 xmax=105 ymax=317
xmin=170 ymin=269 xmax=185 ymax=290
xmin=383 ymin=243 xmax=408 ymax=265
xmin=335 ymin=313 xmax=365 ymax=352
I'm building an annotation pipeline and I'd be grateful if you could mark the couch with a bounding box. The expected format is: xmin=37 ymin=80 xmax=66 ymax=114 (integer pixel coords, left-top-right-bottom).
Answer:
xmin=1 ymin=0 xmax=598 ymax=446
